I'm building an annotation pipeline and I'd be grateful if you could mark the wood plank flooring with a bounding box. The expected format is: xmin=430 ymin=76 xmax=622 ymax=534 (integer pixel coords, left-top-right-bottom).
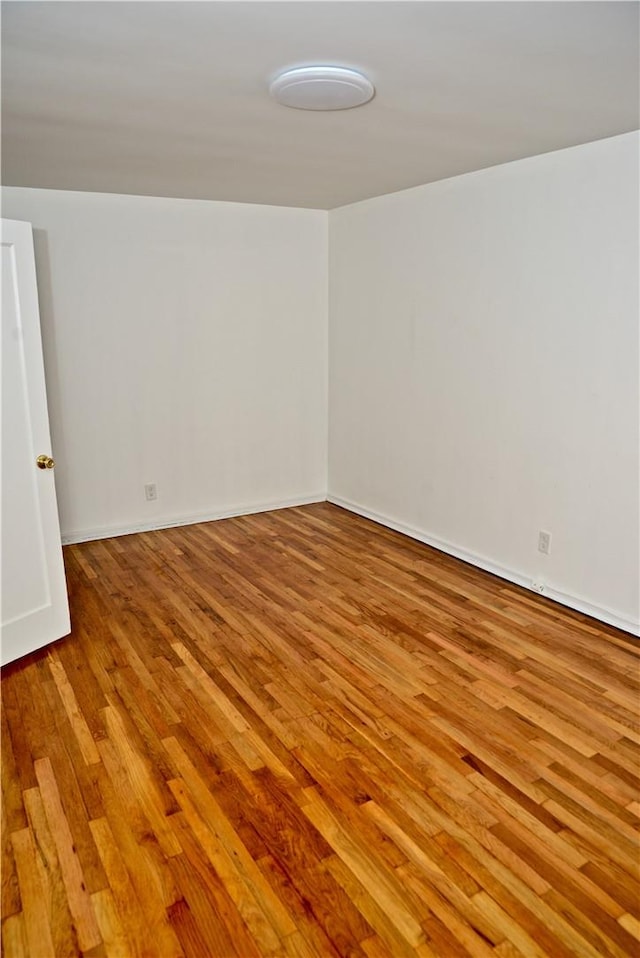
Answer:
xmin=2 ymin=502 xmax=639 ymax=957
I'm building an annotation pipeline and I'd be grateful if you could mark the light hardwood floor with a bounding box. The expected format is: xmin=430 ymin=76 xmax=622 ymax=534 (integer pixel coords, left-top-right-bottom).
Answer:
xmin=2 ymin=502 xmax=639 ymax=957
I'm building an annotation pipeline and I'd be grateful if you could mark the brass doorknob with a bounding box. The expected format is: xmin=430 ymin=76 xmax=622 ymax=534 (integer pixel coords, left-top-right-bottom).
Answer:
xmin=36 ymin=455 xmax=55 ymax=470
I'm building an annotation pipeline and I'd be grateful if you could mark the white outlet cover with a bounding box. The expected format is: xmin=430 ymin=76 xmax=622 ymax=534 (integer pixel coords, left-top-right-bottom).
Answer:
xmin=538 ymin=530 xmax=552 ymax=554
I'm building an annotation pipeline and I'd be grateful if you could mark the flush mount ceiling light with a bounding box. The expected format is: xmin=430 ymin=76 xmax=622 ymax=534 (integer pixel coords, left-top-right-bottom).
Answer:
xmin=269 ymin=66 xmax=375 ymax=111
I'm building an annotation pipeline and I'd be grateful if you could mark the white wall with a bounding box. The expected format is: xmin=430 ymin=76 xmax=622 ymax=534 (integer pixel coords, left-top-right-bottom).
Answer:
xmin=329 ymin=132 xmax=640 ymax=633
xmin=4 ymin=135 xmax=638 ymax=633
xmin=1 ymin=188 xmax=328 ymax=540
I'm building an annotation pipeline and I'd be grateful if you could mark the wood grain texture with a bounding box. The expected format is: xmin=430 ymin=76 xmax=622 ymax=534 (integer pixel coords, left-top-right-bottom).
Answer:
xmin=2 ymin=502 xmax=639 ymax=956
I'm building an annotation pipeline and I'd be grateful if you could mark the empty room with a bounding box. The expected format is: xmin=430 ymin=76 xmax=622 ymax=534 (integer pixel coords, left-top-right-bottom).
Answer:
xmin=1 ymin=2 xmax=639 ymax=956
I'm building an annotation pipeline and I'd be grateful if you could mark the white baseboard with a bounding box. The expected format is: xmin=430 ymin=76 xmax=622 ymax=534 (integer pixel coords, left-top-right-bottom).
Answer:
xmin=328 ymin=494 xmax=640 ymax=638
xmin=61 ymin=490 xmax=639 ymax=637
xmin=61 ymin=493 xmax=326 ymax=546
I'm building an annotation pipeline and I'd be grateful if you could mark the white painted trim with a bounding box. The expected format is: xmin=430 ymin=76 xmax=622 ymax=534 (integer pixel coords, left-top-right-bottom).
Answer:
xmin=328 ymin=495 xmax=640 ymax=638
xmin=62 ymin=490 xmax=639 ymax=637
xmin=61 ymin=493 xmax=326 ymax=545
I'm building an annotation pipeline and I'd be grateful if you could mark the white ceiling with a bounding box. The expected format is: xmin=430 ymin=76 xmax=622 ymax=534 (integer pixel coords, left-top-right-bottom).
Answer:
xmin=2 ymin=1 xmax=638 ymax=210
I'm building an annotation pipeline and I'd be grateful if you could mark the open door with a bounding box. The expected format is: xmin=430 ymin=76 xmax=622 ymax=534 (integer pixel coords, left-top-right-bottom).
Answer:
xmin=1 ymin=218 xmax=70 ymax=665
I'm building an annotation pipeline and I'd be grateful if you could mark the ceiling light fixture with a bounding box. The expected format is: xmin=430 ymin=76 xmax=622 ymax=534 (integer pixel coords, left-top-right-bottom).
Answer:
xmin=269 ymin=66 xmax=375 ymax=111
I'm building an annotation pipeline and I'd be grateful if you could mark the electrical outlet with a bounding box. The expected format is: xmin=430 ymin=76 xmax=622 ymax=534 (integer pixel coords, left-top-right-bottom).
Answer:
xmin=532 ymin=580 xmax=545 ymax=594
xmin=144 ymin=483 xmax=157 ymax=501
xmin=538 ymin=530 xmax=551 ymax=555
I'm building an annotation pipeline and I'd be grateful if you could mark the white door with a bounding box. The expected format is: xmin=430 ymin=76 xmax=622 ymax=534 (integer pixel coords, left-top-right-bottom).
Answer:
xmin=1 ymin=218 xmax=70 ymax=665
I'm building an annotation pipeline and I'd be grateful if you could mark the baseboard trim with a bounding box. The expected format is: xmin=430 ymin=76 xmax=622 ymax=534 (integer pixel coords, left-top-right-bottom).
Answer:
xmin=61 ymin=493 xmax=327 ymax=546
xmin=328 ymin=494 xmax=640 ymax=638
